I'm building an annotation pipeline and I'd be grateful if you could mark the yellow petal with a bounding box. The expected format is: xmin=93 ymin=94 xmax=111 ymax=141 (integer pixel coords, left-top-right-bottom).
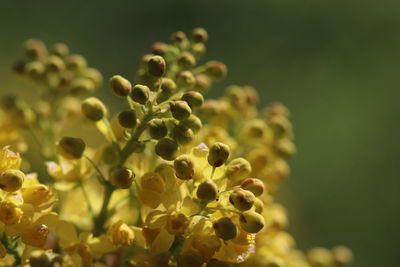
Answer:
xmin=150 ymin=228 xmax=174 ymax=254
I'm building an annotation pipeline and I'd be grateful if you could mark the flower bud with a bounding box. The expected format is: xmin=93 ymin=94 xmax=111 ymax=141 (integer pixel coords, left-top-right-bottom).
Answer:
xmin=213 ymin=217 xmax=237 ymax=240
xmin=70 ymin=78 xmax=96 ymax=96
xmin=194 ymin=74 xmax=211 ymax=92
xmin=110 ymin=166 xmax=135 ymax=189
xmin=24 ymin=39 xmax=47 ymax=59
xmin=241 ymin=178 xmax=264 ymax=197
xmin=131 ymin=84 xmax=150 ymax=104
xmin=101 ymin=144 xmax=118 ymax=165
xmin=207 ymin=260 xmax=233 ymax=267
xmin=208 ymin=142 xmax=230 ymax=167
xmin=21 ymin=224 xmax=49 ymax=248
xmin=192 ymin=27 xmax=208 ymax=43
xmin=65 ymin=54 xmax=87 ymax=71
xmin=180 ymin=115 xmax=202 ymax=133
xmin=52 ymin=42 xmax=69 ymax=57
xmin=83 ymin=68 xmax=103 ymax=88
xmin=45 ymin=55 xmax=65 ymax=72
xmin=0 ymin=169 xmax=25 ymax=192
xmin=229 ymin=188 xmax=255 ymax=211
xmin=81 ymin=97 xmax=107 ymax=121
xmin=307 ymin=248 xmax=334 ymax=267
xmin=243 ymin=120 xmax=267 ymax=139
xmin=148 ymin=55 xmax=166 ymax=77
xmin=110 ymin=75 xmax=132 ymax=97
xmin=0 ymin=201 xmax=22 ymax=225
xmin=173 ymin=124 xmax=194 ymax=146
xmin=191 ymin=42 xmax=206 ymax=58
xmin=108 ymin=220 xmax=135 ymax=246
xmin=174 ymin=155 xmax=195 ymax=180
xmin=171 ymin=31 xmax=188 ymax=47
xmin=181 ymin=91 xmax=204 ymax=109
xmin=225 ymin=158 xmax=252 ymax=181
xmin=176 ymin=71 xmax=196 ymax=89
xmin=151 ymin=42 xmax=168 ymax=56
xmin=156 ymin=78 xmax=177 ymax=94
xmin=22 ymin=184 xmax=53 ymax=206
xmin=25 ymin=61 xmax=45 ymax=80
xmin=333 ymin=246 xmax=353 ymax=266
xmin=155 ymin=138 xmax=179 ymax=161
xmin=205 ymin=61 xmax=227 ymax=80
xmin=253 ymin=198 xmax=264 ymax=214
xmin=177 ymin=52 xmax=196 ymax=70
xmin=148 ymin=119 xmax=168 ymax=140
xmin=196 ymin=179 xmax=218 ymax=201
xmin=56 ymin=137 xmax=86 ymax=159
xmin=170 ymin=100 xmax=192 ymax=120
xmin=239 ymin=210 xmax=265 ymax=233
xmin=118 ymin=110 xmax=137 ymax=129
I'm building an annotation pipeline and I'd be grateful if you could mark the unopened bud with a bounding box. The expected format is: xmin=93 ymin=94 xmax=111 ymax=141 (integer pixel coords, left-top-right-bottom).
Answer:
xmin=253 ymin=198 xmax=264 ymax=214
xmin=241 ymin=178 xmax=264 ymax=197
xmin=239 ymin=210 xmax=265 ymax=233
xmin=24 ymin=39 xmax=47 ymax=59
xmin=173 ymin=124 xmax=194 ymax=146
xmin=176 ymin=71 xmax=196 ymax=89
xmin=151 ymin=42 xmax=168 ymax=56
xmin=194 ymin=74 xmax=211 ymax=92
xmin=22 ymin=184 xmax=53 ymax=206
xmin=192 ymin=27 xmax=208 ymax=43
xmin=81 ymin=97 xmax=106 ymax=121
xmin=155 ymin=138 xmax=179 ymax=161
xmin=171 ymin=31 xmax=188 ymax=46
xmin=148 ymin=55 xmax=166 ymax=77
xmin=205 ymin=61 xmax=227 ymax=80
xmin=0 ymin=169 xmax=25 ymax=192
xmin=181 ymin=91 xmax=204 ymax=109
xmin=131 ymin=84 xmax=150 ymax=105
xmin=110 ymin=166 xmax=135 ymax=189
xmin=0 ymin=201 xmax=22 ymax=225
xmin=333 ymin=246 xmax=353 ymax=266
xmin=229 ymin=188 xmax=255 ymax=211
xmin=213 ymin=217 xmax=237 ymax=240
xmin=174 ymin=155 xmax=194 ymax=180
xmin=170 ymin=100 xmax=192 ymax=121
xmin=65 ymin=54 xmax=87 ymax=71
xmin=148 ymin=119 xmax=168 ymax=140
xmin=196 ymin=179 xmax=218 ymax=201
xmin=110 ymin=75 xmax=132 ymax=97
xmin=180 ymin=115 xmax=202 ymax=133
xmin=225 ymin=158 xmax=252 ymax=181
xmin=56 ymin=137 xmax=86 ymax=159
xmin=70 ymin=78 xmax=96 ymax=96
xmin=177 ymin=52 xmax=196 ymax=70
xmin=52 ymin=43 xmax=70 ymax=57
xmin=208 ymin=142 xmax=230 ymax=167
xmin=118 ymin=110 xmax=137 ymax=129
xmin=21 ymin=224 xmax=49 ymax=248
xmin=45 ymin=55 xmax=65 ymax=72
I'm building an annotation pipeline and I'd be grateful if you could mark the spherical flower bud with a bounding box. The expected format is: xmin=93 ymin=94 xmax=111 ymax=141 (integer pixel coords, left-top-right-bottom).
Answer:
xmin=196 ymin=179 xmax=218 ymax=201
xmin=208 ymin=142 xmax=230 ymax=167
xmin=207 ymin=260 xmax=233 ymax=267
xmin=229 ymin=188 xmax=255 ymax=211
xmin=25 ymin=61 xmax=45 ymax=80
xmin=0 ymin=201 xmax=23 ymax=225
xmin=253 ymin=198 xmax=264 ymax=214
xmin=108 ymin=220 xmax=135 ymax=246
xmin=45 ymin=55 xmax=65 ymax=72
xmin=192 ymin=27 xmax=208 ymax=43
xmin=241 ymin=178 xmax=265 ymax=197
xmin=180 ymin=115 xmax=202 ymax=133
xmin=307 ymin=248 xmax=334 ymax=267
xmin=81 ymin=97 xmax=107 ymax=121
xmin=172 ymin=124 xmax=194 ymax=146
xmin=148 ymin=55 xmax=166 ymax=77
xmin=0 ymin=169 xmax=25 ymax=192
xmin=239 ymin=210 xmax=265 ymax=233
xmin=70 ymin=78 xmax=96 ymax=96
xmin=194 ymin=74 xmax=211 ymax=92
xmin=167 ymin=212 xmax=189 ymax=235
xmin=151 ymin=42 xmax=168 ymax=56
xmin=65 ymin=54 xmax=87 ymax=71
xmin=176 ymin=71 xmax=196 ymax=89
xmin=148 ymin=119 xmax=168 ymax=139
xmin=155 ymin=138 xmax=179 ymax=161
xmin=131 ymin=84 xmax=150 ymax=104
xmin=24 ymin=39 xmax=47 ymax=59
xmin=177 ymin=250 xmax=203 ymax=267
xmin=333 ymin=246 xmax=354 ymax=266
xmin=244 ymin=120 xmax=267 ymax=139
xmin=52 ymin=42 xmax=70 ymax=57
xmin=118 ymin=110 xmax=137 ymax=129
xmin=170 ymin=100 xmax=192 ymax=121
xmin=191 ymin=42 xmax=206 ymax=58
xmin=109 ymin=166 xmax=135 ymax=189
xmin=21 ymin=224 xmax=49 ymax=248
xmin=177 ymin=52 xmax=196 ymax=70
xmin=171 ymin=31 xmax=188 ymax=46
xmin=156 ymin=78 xmax=177 ymax=95
xmin=225 ymin=158 xmax=252 ymax=181
xmin=22 ymin=184 xmax=53 ymax=206
xmin=174 ymin=155 xmax=195 ymax=180
xmin=181 ymin=91 xmax=204 ymax=109
xmin=110 ymin=75 xmax=132 ymax=97
xmin=213 ymin=217 xmax=237 ymax=240
xmin=83 ymin=68 xmax=103 ymax=88
xmin=56 ymin=137 xmax=86 ymax=159
xmin=205 ymin=61 xmax=227 ymax=80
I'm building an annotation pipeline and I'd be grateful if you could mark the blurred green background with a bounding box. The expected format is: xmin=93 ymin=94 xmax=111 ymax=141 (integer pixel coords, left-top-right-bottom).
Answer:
xmin=1 ymin=1 xmax=399 ymax=266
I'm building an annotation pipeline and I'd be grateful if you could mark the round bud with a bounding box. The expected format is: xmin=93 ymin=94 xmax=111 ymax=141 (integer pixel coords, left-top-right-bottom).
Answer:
xmin=180 ymin=115 xmax=202 ymax=133
xmin=253 ymin=198 xmax=264 ymax=214
xmin=21 ymin=223 xmax=49 ymax=248
xmin=244 ymin=119 xmax=267 ymax=139
xmin=24 ymin=39 xmax=47 ymax=59
xmin=333 ymin=246 xmax=354 ymax=266
xmin=241 ymin=178 xmax=265 ymax=197
xmin=194 ymin=74 xmax=211 ymax=92
xmin=191 ymin=42 xmax=207 ymax=58
xmin=25 ymin=61 xmax=45 ymax=80
xmin=192 ymin=27 xmax=208 ymax=43
xmin=83 ymin=68 xmax=103 ymax=88
xmin=239 ymin=210 xmax=265 ymax=233
xmin=52 ymin=43 xmax=69 ymax=57
xmin=109 ymin=166 xmax=135 ymax=189
xmin=174 ymin=155 xmax=194 ymax=180
xmin=170 ymin=100 xmax=192 ymax=121
xmin=45 ymin=55 xmax=65 ymax=72
xmin=171 ymin=31 xmax=188 ymax=46
xmin=110 ymin=75 xmax=132 ymax=97
xmin=196 ymin=179 xmax=218 ymax=201
xmin=151 ymin=42 xmax=168 ymax=56
xmin=0 ymin=169 xmax=25 ymax=192
xmin=65 ymin=54 xmax=87 ymax=71
xmin=177 ymin=52 xmax=196 ymax=70
xmin=148 ymin=119 xmax=168 ymax=139
xmin=207 ymin=260 xmax=233 ymax=267
xmin=307 ymin=248 xmax=334 ymax=267
xmin=118 ymin=110 xmax=137 ymax=129
xmin=225 ymin=158 xmax=252 ymax=181
xmin=156 ymin=78 xmax=177 ymax=95
xmin=205 ymin=61 xmax=227 ymax=80
xmin=155 ymin=138 xmax=179 ymax=161
xmin=213 ymin=217 xmax=237 ymax=240
xmin=177 ymin=250 xmax=203 ymax=267
xmin=176 ymin=71 xmax=196 ymax=89
xmin=208 ymin=142 xmax=230 ymax=167
xmin=172 ymin=124 xmax=194 ymax=146
xmin=181 ymin=91 xmax=204 ymax=109
xmin=81 ymin=97 xmax=106 ymax=121
xmin=131 ymin=84 xmax=150 ymax=104
xmin=229 ymin=188 xmax=255 ymax=211
xmin=56 ymin=137 xmax=86 ymax=159
xmin=148 ymin=55 xmax=166 ymax=77
xmin=70 ymin=78 xmax=96 ymax=96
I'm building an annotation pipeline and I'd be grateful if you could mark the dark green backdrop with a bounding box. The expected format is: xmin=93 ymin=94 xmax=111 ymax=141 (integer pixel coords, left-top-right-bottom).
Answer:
xmin=1 ymin=1 xmax=399 ymax=266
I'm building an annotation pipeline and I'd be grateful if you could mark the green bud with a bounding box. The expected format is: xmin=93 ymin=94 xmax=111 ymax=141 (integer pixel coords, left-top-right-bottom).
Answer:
xmin=192 ymin=27 xmax=208 ymax=43
xmin=194 ymin=74 xmax=211 ymax=92
xmin=81 ymin=97 xmax=106 ymax=121
xmin=176 ymin=71 xmax=196 ymax=89
xmin=244 ymin=119 xmax=267 ymax=139
xmin=191 ymin=42 xmax=206 ymax=58
xmin=148 ymin=55 xmax=166 ymax=77
xmin=110 ymin=75 xmax=132 ymax=97
xmin=56 ymin=137 xmax=86 ymax=159
xmin=196 ymin=179 xmax=218 ymax=201
xmin=0 ymin=169 xmax=25 ymax=192
xmin=156 ymin=78 xmax=177 ymax=95
xmin=239 ymin=210 xmax=265 ymax=233
xmin=180 ymin=115 xmax=202 ymax=133
xmin=45 ymin=55 xmax=65 ymax=72
xmin=181 ymin=91 xmax=204 ymax=109
xmin=241 ymin=178 xmax=264 ymax=197
xmin=25 ymin=61 xmax=45 ymax=80
xmin=213 ymin=217 xmax=237 ymax=240
xmin=177 ymin=52 xmax=196 ymax=70
xmin=118 ymin=110 xmax=137 ymax=129
xmin=24 ymin=39 xmax=47 ymax=60
xmin=225 ymin=158 xmax=252 ymax=181
xmin=148 ymin=119 xmax=168 ymax=140
xmin=70 ymin=78 xmax=96 ymax=96
xmin=205 ymin=61 xmax=227 ymax=80
xmin=253 ymin=197 xmax=264 ymax=214
xmin=173 ymin=155 xmax=195 ymax=180
xmin=333 ymin=246 xmax=354 ymax=266
xmin=177 ymin=250 xmax=203 ymax=267
xmin=109 ymin=166 xmax=135 ymax=189
xmin=83 ymin=68 xmax=103 ymax=88
xmin=65 ymin=54 xmax=87 ymax=71
xmin=155 ymin=138 xmax=179 ymax=161
xmin=151 ymin=42 xmax=168 ymax=56
xmin=275 ymin=139 xmax=296 ymax=159
xmin=170 ymin=100 xmax=192 ymax=121
xmin=229 ymin=188 xmax=255 ymax=211
xmin=208 ymin=142 xmax=230 ymax=167
xmin=171 ymin=31 xmax=188 ymax=47
xmin=52 ymin=43 xmax=70 ymax=57
xmin=131 ymin=84 xmax=150 ymax=104
xmin=172 ymin=124 xmax=194 ymax=146
xmin=307 ymin=248 xmax=334 ymax=267
xmin=101 ymin=144 xmax=118 ymax=165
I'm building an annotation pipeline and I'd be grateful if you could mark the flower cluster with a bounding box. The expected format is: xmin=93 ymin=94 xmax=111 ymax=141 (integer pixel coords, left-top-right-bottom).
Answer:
xmin=0 ymin=28 xmax=353 ymax=267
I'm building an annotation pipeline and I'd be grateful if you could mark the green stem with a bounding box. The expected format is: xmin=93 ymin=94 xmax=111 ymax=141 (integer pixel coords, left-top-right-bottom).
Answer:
xmin=85 ymin=155 xmax=107 ymax=185
xmin=1 ymin=234 xmax=21 ymax=267
xmin=93 ymin=184 xmax=114 ymax=235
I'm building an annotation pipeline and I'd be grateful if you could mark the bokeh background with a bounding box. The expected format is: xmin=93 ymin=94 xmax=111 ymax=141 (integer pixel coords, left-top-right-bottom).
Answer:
xmin=1 ymin=1 xmax=399 ymax=266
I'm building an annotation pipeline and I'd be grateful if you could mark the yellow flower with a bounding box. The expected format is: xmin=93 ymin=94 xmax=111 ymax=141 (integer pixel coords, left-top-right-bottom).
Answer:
xmin=46 ymin=156 xmax=91 ymax=183
xmin=107 ymin=220 xmax=135 ymax=246
xmin=0 ymin=146 xmax=21 ymax=174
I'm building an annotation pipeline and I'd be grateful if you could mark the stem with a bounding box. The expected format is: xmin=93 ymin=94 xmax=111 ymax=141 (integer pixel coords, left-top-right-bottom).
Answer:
xmin=1 ymin=234 xmax=21 ymax=267
xmin=93 ymin=184 xmax=114 ymax=235
xmin=85 ymin=155 xmax=107 ymax=185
